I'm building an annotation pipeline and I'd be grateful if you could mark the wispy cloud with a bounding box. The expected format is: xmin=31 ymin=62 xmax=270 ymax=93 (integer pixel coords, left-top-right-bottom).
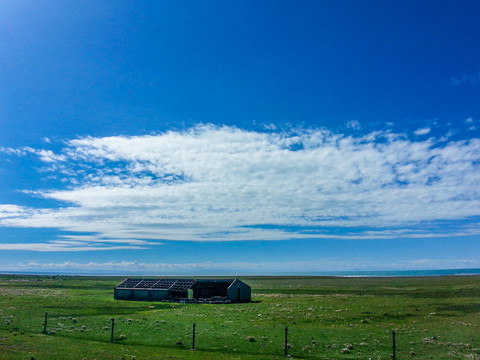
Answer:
xmin=0 ymin=205 xmax=31 ymax=219
xmin=465 ymin=117 xmax=477 ymax=131
xmin=0 ymin=243 xmax=147 ymax=252
xmin=414 ymin=127 xmax=431 ymax=136
xmin=0 ymin=146 xmax=66 ymax=162
xmin=346 ymin=120 xmax=361 ymax=131
xmin=451 ymin=71 xmax=480 ymax=87
xmin=1 ymin=125 xmax=480 ymax=246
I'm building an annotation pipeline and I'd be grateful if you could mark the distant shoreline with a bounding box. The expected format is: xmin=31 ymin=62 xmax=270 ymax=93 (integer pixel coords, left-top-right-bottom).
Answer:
xmin=307 ymin=268 xmax=480 ymax=277
xmin=1 ymin=268 xmax=479 ymax=278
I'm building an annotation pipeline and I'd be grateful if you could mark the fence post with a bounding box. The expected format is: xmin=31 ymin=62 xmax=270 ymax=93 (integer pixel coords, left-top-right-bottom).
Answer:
xmin=111 ymin=318 xmax=115 ymax=343
xmin=43 ymin=312 xmax=48 ymax=334
xmin=192 ymin=323 xmax=196 ymax=350
xmin=285 ymin=326 xmax=288 ymax=356
xmin=392 ymin=330 xmax=396 ymax=360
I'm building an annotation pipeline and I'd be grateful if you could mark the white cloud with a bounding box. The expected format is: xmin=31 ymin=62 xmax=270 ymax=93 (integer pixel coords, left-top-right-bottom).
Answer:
xmin=261 ymin=123 xmax=277 ymax=130
xmin=414 ymin=127 xmax=431 ymax=136
xmin=0 ymin=205 xmax=30 ymax=218
xmin=465 ymin=117 xmax=477 ymax=131
xmin=0 ymin=243 xmax=146 ymax=252
xmin=346 ymin=120 xmax=361 ymax=130
xmin=0 ymin=146 xmax=66 ymax=162
xmin=1 ymin=125 xmax=480 ymax=245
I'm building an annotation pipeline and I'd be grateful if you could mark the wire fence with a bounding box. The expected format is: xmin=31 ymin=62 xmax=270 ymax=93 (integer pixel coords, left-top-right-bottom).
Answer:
xmin=35 ymin=311 xmax=401 ymax=358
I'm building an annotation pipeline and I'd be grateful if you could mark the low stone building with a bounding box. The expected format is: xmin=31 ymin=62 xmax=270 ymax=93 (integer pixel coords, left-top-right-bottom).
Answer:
xmin=114 ymin=278 xmax=251 ymax=303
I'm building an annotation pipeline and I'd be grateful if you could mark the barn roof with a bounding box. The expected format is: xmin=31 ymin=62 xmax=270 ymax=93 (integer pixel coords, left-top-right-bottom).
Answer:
xmin=115 ymin=278 xmax=237 ymax=291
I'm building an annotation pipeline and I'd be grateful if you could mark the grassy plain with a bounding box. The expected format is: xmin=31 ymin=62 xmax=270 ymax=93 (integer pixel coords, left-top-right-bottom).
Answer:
xmin=0 ymin=274 xmax=479 ymax=359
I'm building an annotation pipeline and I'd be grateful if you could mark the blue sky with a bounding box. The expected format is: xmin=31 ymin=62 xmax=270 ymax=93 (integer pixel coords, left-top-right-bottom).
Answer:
xmin=1 ymin=0 xmax=480 ymax=274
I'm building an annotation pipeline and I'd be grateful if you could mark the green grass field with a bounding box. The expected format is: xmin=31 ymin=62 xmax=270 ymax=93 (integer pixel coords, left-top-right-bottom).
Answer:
xmin=0 ymin=275 xmax=479 ymax=359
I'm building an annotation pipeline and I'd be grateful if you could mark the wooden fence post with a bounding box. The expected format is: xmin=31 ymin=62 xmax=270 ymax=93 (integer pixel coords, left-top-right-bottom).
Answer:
xmin=111 ymin=318 xmax=115 ymax=343
xmin=43 ymin=312 xmax=48 ymax=334
xmin=192 ymin=323 xmax=196 ymax=350
xmin=392 ymin=330 xmax=396 ymax=360
xmin=285 ymin=326 xmax=288 ymax=356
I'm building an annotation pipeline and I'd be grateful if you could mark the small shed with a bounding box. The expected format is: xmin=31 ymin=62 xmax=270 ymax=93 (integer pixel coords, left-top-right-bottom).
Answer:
xmin=114 ymin=278 xmax=251 ymax=303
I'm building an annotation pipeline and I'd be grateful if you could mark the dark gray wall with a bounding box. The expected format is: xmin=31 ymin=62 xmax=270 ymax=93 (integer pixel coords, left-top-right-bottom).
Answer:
xmin=114 ymin=288 xmax=133 ymax=300
xmin=227 ymin=279 xmax=251 ymax=302
xmin=114 ymin=288 xmax=169 ymax=301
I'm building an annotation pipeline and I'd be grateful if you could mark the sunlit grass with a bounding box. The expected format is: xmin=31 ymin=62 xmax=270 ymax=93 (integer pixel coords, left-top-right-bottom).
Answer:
xmin=0 ymin=275 xmax=479 ymax=359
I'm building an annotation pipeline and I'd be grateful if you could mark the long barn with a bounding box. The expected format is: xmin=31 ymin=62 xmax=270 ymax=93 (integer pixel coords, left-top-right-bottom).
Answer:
xmin=114 ymin=278 xmax=251 ymax=303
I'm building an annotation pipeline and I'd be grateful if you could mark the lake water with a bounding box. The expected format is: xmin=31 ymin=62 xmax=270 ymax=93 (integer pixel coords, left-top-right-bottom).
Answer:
xmin=4 ymin=268 xmax=480 ymax=277
xmin=309 ymin=268 xmax=480 ymax=277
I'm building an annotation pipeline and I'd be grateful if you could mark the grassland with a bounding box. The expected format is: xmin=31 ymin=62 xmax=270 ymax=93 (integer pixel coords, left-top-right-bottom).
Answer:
xmin=0 ymin=274 xmax=479 ymax=359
